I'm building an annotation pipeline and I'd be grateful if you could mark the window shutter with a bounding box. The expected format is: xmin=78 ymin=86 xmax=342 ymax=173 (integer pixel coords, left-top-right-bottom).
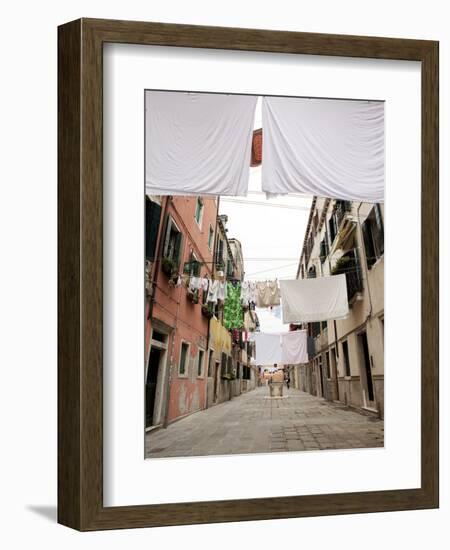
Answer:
xmin=362 ymin=219 xmax=376 ymax=268
xmin=373 ymin=204 xmax=384 ymax=256
xmin=173 ymin=230 xmax=183 ymax=268
xmin=162 ymin=216 xmax=172 ymax=258
xmin=145 ymin=198 xmax=162 ymax=260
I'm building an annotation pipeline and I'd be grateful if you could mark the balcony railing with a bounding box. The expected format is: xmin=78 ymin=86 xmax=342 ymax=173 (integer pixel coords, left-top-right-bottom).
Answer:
xmin=332 ymin=248 xmax=363 ymax=302
xmin=335 ymin=200 xmax=352 ymax=228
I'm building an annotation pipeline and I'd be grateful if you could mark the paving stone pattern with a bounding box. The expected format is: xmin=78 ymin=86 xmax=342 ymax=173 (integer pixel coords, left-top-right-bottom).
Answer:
xmin=145 ymin=386 xmax=384 ymax=458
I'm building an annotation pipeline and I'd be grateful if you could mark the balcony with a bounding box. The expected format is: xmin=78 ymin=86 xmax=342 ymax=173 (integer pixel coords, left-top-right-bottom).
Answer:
xmin=329 ymin=200 xmax=352 ymax=249
xmin=335 ymin=200 xmax=352 ymax=228
xmin=331 ymin=249 xmax=363 ymax=304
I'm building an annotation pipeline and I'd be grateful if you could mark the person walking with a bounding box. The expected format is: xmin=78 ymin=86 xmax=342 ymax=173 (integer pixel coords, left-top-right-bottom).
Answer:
xmin=286 ymin=372 xmax=291 ymax=390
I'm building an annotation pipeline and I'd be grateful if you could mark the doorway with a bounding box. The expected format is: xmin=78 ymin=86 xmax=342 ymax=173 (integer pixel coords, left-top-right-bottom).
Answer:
xmin=146 ymin=347 xmax=161 ymax=427
xmin=145 ymin=329 xmax=168 ymax=428
xmin=358 ymin=331 xmax=376 ymax=409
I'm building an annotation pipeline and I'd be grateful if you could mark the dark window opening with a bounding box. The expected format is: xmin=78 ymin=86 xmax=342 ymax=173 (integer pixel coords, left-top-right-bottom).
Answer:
xmin=362 ymin=204 xmax=384 ymax=269
xmin=342 ymin=340 xmax=351 ymax=377
xmin=179 ymin=342 xmax=189 ymax=375
xmin=145 ymin=197 xmax=162 ymax=261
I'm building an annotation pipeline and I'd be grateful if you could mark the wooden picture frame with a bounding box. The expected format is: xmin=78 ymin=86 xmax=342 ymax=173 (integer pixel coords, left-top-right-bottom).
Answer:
xmin=58 ymin=18 xmax=439 ymax=531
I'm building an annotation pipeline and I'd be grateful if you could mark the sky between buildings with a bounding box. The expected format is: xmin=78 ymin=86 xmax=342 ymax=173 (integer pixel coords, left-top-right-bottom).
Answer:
xmin=219 ymin=98 xmax=312 ymax=333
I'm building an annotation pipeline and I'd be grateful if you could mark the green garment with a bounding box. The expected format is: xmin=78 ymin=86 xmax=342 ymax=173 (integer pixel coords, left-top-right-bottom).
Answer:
xmin=223 ymin=282 xmax=244 ymax=330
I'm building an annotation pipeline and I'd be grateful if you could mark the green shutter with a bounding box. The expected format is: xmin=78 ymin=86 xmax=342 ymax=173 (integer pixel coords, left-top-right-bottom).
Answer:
xmin=162 ymin=216 xmax=172 ymax=258
xmin=173 ymin=231 xmax=183 ymax=269
xmin=145 ymin=199 xmax=162 ymax=260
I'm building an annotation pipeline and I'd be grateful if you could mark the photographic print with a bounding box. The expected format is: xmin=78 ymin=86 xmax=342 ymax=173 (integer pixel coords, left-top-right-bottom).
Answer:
xmin=144 ymin=91 xmax=384 ymax=459
xmin=58 ymin=18 xmax=438 ymax=530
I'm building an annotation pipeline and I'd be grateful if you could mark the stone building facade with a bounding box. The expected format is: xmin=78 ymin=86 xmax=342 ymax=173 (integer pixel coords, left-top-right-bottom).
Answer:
xmin=145 ymin=196 xmax=258 ymax=431
xmin=293 ymin=197 xmax=384 ymax=418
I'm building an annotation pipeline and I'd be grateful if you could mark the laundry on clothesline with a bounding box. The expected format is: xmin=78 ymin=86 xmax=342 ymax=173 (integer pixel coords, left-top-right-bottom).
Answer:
xmin=145 ymin=91 xmax=257 ymax=196
xmin=253 ymin=332 xmax=282 ymax=365
xmin=281 ymin=330 xmax=308 ymax=365
xmin=253 ymin=330 xmax=308 ymax=365
xmin=255 ymin=280 xmax=280 ymax=308
xmin=261 ymin=96 xmax=384 ymax=203
xmin=280 ymin=274 xmax=349 ymax=324
xmin=223 ymin=282 xmax=244 ymax=330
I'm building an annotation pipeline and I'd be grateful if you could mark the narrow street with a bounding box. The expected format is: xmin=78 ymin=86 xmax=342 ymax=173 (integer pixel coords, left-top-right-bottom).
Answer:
xmin=145 ymin=386 xmax=384 ymax=458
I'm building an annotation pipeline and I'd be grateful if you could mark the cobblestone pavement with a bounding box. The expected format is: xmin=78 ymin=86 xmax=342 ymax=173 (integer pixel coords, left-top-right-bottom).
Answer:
xmin=145 ymin=385 xmax=384 ymax=458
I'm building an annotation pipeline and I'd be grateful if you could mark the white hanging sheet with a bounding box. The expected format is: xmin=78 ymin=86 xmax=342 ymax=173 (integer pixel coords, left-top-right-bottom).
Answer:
xmin=254 ymin=330 xmax=308 ymax=365
xmin=262 ymin=96 xmax=384 ymax=202
xmin=254 ymin=332 xmax=282 ymax=365
xmin=280 ymin=275 xmax=349 ymax=324
xmin=145 ymin=91 xmax=257 ymax=196
xmin=281 ymin=330 xmax=308 ymax=364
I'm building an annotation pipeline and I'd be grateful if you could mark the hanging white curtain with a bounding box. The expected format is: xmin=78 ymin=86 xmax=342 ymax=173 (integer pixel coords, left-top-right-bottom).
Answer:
xmin=145 ymin=91 xmax=257 ymax=196
xmin=280 ymin=275 xmax=349 ymax=324
xmin=262 ymin=96 xmax=384 ymax=202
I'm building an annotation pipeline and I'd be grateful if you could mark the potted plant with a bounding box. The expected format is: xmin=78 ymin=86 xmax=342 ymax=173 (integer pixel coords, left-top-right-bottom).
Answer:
xmin=201 ymin=303 xmax=214 ymax=318
xmin=161 ymin=257 xmax=177 ymax=278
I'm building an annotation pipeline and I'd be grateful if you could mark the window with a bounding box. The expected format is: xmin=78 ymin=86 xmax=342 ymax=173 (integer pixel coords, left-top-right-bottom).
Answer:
xmin=216 ymin=238 xmax=224 ymax=269
xmin=184 ymin=251 xmax=201 ymax=276
xmin=325 ymin=351 xmax=331 ymax=378
xmin=243 ymin=365 xmax=251 ymax=380
xmin=194 ymin=197 xmax=204 ymax=227
xmin=328 ymin=215 xmax=338 ymax=244
xmin=221 ymin=353 xmax=227 ymax=376
xmin=362 ymin=204 xmax=384 ymax=269
xmin=236 ymin=362 xmax=241 ymax=379
xmin=319 ymin=237 xmax=329 ymax=264
xmin=163 ymin=216 xmax=183 ymax=267
xmin=197 ymin=349 xmax=205 ymax=377
xmin=208 ymin=226 xmax=214 ymax=250
xmin=342 ymin=340 xmax=351 ymax=377
xmin=207 ymin=350 xmax=214 ymax=377
xmin=145 ymin=197 xmax=162 ymax=261
xmin=151 ymin=330 xmax=165 ymax=343
xmin=311 ymin=322 xmax=321 ymax=338
xmin=179 ymin=342 xmax=189 ymax=376
xmin=227 ymin=355 xmax=233 ymax=376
